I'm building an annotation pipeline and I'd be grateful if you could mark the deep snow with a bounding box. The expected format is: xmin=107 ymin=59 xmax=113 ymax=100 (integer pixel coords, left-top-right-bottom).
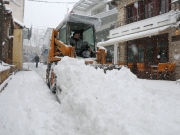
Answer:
xmin=0 ymin=57 xmax=180 ymax=135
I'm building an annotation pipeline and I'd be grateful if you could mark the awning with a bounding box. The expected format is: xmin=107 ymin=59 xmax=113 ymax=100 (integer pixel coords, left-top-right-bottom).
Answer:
xmin=97 ymin=25 xmax=170 ymax=47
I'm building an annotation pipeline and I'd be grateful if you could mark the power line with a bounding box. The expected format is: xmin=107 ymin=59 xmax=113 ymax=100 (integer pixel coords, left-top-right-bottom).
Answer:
xmin=28 ymin=0 xmax=77 ymax=4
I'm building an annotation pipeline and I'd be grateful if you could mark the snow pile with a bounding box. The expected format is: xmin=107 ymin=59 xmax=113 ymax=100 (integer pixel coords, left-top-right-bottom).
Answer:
xmin=54 ymin=57 xmax=180 ymax=135
xmin=0 ymin=71 xmax=63 ymax=135
xmin=0 ymin=61 xmax=10 ymax=72
xmin=1 ymin=59 xmax=180 ymax=135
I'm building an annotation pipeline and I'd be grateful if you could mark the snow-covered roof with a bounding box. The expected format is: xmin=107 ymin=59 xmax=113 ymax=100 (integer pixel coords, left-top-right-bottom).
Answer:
xmin=5 ymin=6 xmax=12 ymax=11
xmin=73 ymin=0 xmax=107 ymax=11
xmin=56 ymin=13 xmax=101 ymax=30
xmin=4 ymin=5 xmax=12 ymax=14
xmin=14 ymin=18 xmax=24 ymax=28
xmin=97 ymin=25 xmax=170 ymax=47
xmin=92 ymin=8 xmax=118 ymax=18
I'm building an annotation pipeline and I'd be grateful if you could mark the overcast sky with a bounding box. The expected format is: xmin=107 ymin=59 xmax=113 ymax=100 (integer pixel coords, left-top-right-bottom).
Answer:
xmin=24 ymin=0 xmax=79 ymax=29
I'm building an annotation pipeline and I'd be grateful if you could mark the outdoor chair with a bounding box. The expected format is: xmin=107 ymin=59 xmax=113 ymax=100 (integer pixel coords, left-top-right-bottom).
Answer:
xmin=151 ymin=63 xmax=168 ymax=80
xmin=118 ymin=62 xmax=125 ymax=66
xmin=167 ymin=63 xmax=177 ymax=81
xmin=128 ymin=63 xmax=133 ymax=71
xmin=137 ymin=63 xmax=150 ymax=78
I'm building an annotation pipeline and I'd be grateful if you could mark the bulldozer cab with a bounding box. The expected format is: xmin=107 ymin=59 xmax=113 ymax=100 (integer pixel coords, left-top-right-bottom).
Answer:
xmin=56 ymin=14 xmax=101 ymax=57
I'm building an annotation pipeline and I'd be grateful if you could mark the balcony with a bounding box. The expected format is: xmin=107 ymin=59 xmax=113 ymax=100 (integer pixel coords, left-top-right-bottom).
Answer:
xmin=110 ymin=10 xmax=178 ymax=39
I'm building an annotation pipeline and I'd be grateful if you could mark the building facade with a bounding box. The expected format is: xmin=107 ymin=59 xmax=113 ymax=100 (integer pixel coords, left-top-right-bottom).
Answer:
xmin=0 ymin=0 xmax=14 ymax=64
xmin=98 ymin=0 xmax=180 ymax=79
xmin=7 ymin=0 xmax=25 ymax=69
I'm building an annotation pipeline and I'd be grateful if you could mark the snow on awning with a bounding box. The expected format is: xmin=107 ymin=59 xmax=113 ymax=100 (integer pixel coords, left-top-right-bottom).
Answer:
xmin=97 ymin=25 xmax=170 ymax=47
xmin=14 ymin=18 xmax=24 ymax=28
xmin=172 ymin=0 xmax=180 ymax=3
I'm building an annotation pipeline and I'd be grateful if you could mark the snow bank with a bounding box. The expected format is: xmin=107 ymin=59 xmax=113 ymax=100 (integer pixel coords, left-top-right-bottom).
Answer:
xmin=54 ymin=57 xmax=180 ymax=135
xmin=0 ymin=71 xmax=63 ymax=135
xmin=0 ymin=61 xmax=10 ymax=72
xmin=1 ymin=58 xmax=180 ymax=135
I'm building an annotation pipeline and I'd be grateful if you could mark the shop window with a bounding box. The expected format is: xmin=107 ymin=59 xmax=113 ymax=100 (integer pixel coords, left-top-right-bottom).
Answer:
xmin=157 ymin=41 xmax=168 ymax=63
xmin=128 ymin=45 xmax=136 ymax=63
xmin=146 ymin=43 xmax=154 ymax=63
xmin=138 ymin=46 xmax=144 ymax=62
xmin=127 ymin=34 xmax=168 ymax=66
xmin=105 ymin=45 xmax=114 ymax=63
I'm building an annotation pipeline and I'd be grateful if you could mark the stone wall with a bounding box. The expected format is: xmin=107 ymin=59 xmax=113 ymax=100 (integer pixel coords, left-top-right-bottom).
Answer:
xmin=118 ymin=42 xmax=127 ymax=63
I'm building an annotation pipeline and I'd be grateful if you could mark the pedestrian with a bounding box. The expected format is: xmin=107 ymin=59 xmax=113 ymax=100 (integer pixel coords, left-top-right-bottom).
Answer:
xmin=34 ymin=54 xmax=39 ymax=68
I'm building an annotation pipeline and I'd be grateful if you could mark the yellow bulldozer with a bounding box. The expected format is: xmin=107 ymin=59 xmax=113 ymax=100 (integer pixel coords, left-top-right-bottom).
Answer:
xmin=46 ymin=14 xmax=118 ymax=93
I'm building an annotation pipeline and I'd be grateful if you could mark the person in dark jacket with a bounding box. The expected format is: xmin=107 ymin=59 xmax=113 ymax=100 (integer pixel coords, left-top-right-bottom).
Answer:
xmin=34 ymin=54 xmax=39 ymax=68
xmin=70 ymin=31 xmax=83 ymax=56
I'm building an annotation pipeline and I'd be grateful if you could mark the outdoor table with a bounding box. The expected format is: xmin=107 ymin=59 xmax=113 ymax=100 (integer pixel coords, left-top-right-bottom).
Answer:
xmin=150 ymin=65 xmax=158 ymax=73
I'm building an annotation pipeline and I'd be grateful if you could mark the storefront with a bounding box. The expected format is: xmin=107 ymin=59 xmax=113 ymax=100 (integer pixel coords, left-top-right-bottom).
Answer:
xmin=127 ymin=34 xmax=169 ymax=67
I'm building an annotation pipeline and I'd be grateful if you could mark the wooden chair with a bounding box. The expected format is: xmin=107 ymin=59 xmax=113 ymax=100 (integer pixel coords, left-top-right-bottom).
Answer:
xmin=137 ymin=63 xmax=150 ymax=78
xmin=167 ymin=63 xmax=176 ymax=81
xmin=137 ymin=63 xmax=144 ymax=78
xmin=128 ymin=63 xmax=133 ymax=71
xmin=118 ymin=62 xmax=125 ymax=66
xmin=151 ymin=63 xmax=167 ymax=80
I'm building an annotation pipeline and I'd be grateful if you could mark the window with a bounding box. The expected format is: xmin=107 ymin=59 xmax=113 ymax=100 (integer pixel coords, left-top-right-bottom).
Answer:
xmin=172 ymin=35 xmax=180 ymax=42
xmin=160 ymin=0 xmax=170 ymax=14
xmin=108 ymin=3 xmax=115 ymax=10
xmin=138 ymin=46 xmax=144 ymax=62
xmin=126 ymin=5 xmax=134 ymax=24
xmin=157 ymin=39 xmax=168 ymax=63
xmin=126 ymin=0 xmax=171 ymax=24
xmin=127 ymin=34 xmax=168 ymax=65
xmin=128 ymin=44 xmax=136 ymax=63
xmin=146 ymin=43 xmax=154 ymax=63
xmin=59 ymin=24 xmax=66 ymax=44
xmin=105 ymin=45 xmax=114 ymax=63
xmin=83 ymin=27 xmax=95 ymax=50
xmin=145 ymin=1 xmax=152 ymax=19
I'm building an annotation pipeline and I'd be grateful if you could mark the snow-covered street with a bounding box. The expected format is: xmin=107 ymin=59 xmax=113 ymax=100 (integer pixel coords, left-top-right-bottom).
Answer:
xmin=0 ymin=58 xmax=180 ymax=135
